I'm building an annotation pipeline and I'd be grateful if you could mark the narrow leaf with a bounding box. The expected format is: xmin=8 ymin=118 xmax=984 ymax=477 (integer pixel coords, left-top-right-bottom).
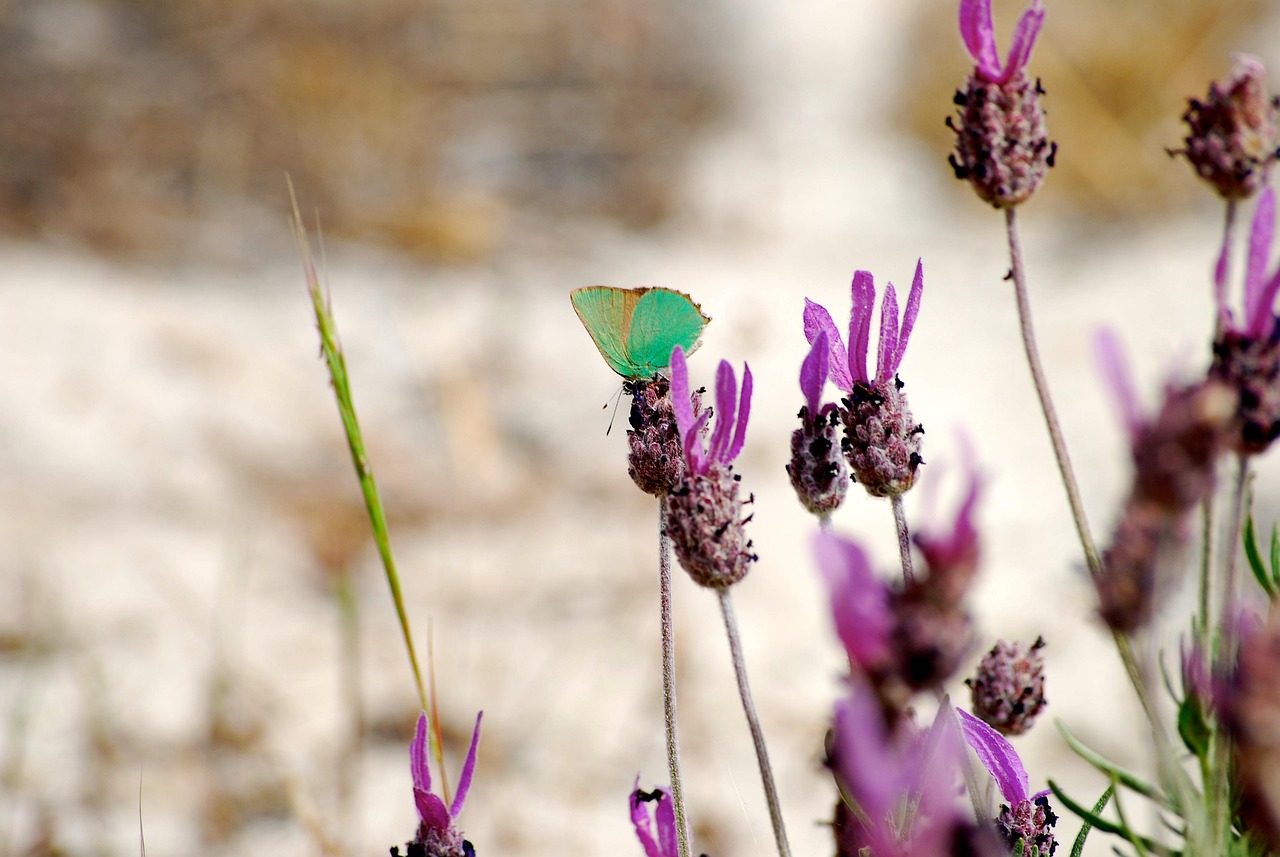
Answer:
xmin=1070 ymin=785 xmax=1112 ymax=857
xmin=1244 ymin=516 xmax=1277 ymax=597
xmin=1056 ymin=722 xmax=1173 ymax=809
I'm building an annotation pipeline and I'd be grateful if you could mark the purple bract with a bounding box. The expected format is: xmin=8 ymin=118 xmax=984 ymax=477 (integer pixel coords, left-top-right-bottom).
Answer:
xmin=958 ymin=0 xmax=1045 ymax=85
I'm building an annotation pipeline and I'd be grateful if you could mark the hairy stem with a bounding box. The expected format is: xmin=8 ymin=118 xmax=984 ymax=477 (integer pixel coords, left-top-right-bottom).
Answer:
xmin=1004 ymin=208 xmax=1156 ymax=727
xmin=718 ymin=590 xmax=791 ymax=857
xmin=891 ymin=494 xmax=914 ymax=584
xmin=659 ymin=498 xmax=692 ymax=857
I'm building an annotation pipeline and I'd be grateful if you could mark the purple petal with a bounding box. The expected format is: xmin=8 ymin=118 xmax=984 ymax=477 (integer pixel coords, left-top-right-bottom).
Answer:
xmin=1214 ymin=226 xmax=1230 ymax=322
xmin=1256 ymin=266 xmax=1280 ymax=339
xmin=415 ymin=790 xmax=452 ymax=833
xmin=449 ymin=711 xmax=483 ymax=818
xmin=1001 ymin=0 xmax=1045 ymax=81
xmin=958 ymin=0 xmax=1000 ymax=78
xmin=410 ymin=712 xmax=432 ymax=796
xmin=800 ymin=330 xmax=830 ymax=415
xmin=630 ymin=779 xmax=663 ymax=857
xmin=726 ymin=363 xmax=752 ymax=463
xmin=1092 ymin=328 xmax=1144 ymax=443
xmin=894 ymin=259 xmax=924 ymax=370
xmin=956 ymin=708 xmax=1029 ymax=804
xmin=804 ymin=299 xmax=852 ymax=391
xmin=813 ymin=532 xmax=892 ymax=670
xmin=670 ymin=346 xmax=696 ymax=447
xmin=833 ymin=689 xmax=901 ymax=853
xmin=709 ymin=360 xmax=737 ymax=463
xmin=910 ymin=700 xmax=968 ymax=854
xmin=1246 ymin=188 xmax=1277 ymax=335
xmin=655 ymin=786 xmax=678 ymax=857
xmin=684 ymin=410 xmax=711 ymax=475
xmin=876 ymin=283 xmax=900 ymax=384
xmin=850 ymin=272 xmax=876 ymax=384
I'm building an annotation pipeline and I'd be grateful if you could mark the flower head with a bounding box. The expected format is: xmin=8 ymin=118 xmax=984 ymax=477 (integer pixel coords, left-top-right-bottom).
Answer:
xmin=966 ymin=638 xmax=1047 ymax=736
xmin=804 ymin=264 xmax=926 ymax=497
xmin=788 ymin=330 xmax=850 ymax=515
xmin=949 ymin=0 xmax=1054 ymax=207
xmin=627 ymin=376 xmax=699 ymax=497
xmin=1172 ymin=56 xmax=1280 ymax=201
xmin=403 ymin=711 xmax=482 ymax=857
xmin=630 ymin=779 xmax=679 ymax=857
xmin=666 ymin=345 xmax=757 ymax=588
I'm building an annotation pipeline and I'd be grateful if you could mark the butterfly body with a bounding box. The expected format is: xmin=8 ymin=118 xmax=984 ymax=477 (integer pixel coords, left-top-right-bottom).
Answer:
xmin=570 ymin=286 xmax=710 ymax=379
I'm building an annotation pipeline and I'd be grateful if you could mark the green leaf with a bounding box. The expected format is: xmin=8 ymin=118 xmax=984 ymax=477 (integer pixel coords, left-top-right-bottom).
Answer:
xmin=1270 ymin=523 xmax=1280 ymax=592
xmin=1049 ymin=781 xmax=1171 ymax=855
xmin=1243 ymin=516 xmax=1277 ymax=598
xmin=1177 ymin=696 xmax=1211 ymax=760
xmin=1070 ymin=784 xmax=1113 ymax=857
xmin=1056 ymin=721 xmax=1175 ymax=810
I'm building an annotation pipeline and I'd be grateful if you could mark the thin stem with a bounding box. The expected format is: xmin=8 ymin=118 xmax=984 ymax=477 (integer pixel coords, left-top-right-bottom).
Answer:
xmin=1198 ymin=493 xmax=1216 ymax=653
xmin=659 ymin=498 xmax=692 ymax=857
xmin=1213 ymin=200 xmax=1238 ymax=341
xmin=290 ymin=186 xmax=445 ymax=789
xmin=1005 ymin=208 xmax=1102 ymax=578
xmin=717 ymin=589 xmax=792 ymax=857
xmin=890 ymin=494 xmax=914 ymax=584
xmin=818 ymin=512 xmax=832 ymax=532
xmin=1221 ymin=455 xmax=1250 ymax=625
xmin=1003 ymin=208 xmax=1158 ymax=729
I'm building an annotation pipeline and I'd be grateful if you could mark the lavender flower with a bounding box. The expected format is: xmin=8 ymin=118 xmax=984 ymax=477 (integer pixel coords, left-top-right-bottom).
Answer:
xmin=816 ymin=523 xmax=975 ymax=704
xmin=805 ymin=262 xmax=925 ymax=497
xmin=1093 ymin=331 xmax=1235 ymax=631
xmin=831 ymin=680 xmax=967 ymax=857
xmin=966 ymin=638 xmax=1047 ymax=736
xmin=948 ymin=0 xmax=1055 ymax=207
xmin=394 ymin=711 xmax=482 ymax=857
xmin=665 ymin=345 xmax=757 ymax=589
xmin=630 ymin=779 xmax=682 ymax=857
xmin=1171 ymin=56 xmax=1280 ymax=200
xmin=1209 ymin=187 xmax=1280 ymax=455
xmin=957 ymin=708 xmax=1058 ymax=856
xmin=788 ymin=330 xmax=849 ymax=516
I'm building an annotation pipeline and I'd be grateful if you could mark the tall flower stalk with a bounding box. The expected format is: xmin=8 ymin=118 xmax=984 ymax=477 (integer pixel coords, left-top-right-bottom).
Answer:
xmin=668 ymin=346 xmax=791 ymax=857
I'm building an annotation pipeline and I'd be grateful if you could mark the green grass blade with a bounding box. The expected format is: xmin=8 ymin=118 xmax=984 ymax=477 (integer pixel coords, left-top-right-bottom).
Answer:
xmin=1243 ymin=516 xmax=1277 ymax=598
xmin=289 ymin=181 xmax=447 ymax=796
xmin=1070 ymin=785 xmax=1113 ymax=857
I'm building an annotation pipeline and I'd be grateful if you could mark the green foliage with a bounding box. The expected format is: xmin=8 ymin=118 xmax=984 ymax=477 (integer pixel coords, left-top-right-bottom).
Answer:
xmin=1243 ymin=515 xmax=1280 ymax=598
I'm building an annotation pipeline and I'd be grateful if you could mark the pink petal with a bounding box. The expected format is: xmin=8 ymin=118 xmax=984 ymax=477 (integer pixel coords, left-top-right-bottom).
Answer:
xmin=449 ymin=711 xmax=483 ymax=818
xmin=1001 ymin=0 xmax=1045 ymax=82
xmin=876 ymin=283 xmax=901 ymax=384
xmin=1246 ymin=188 xmax=1277 ymax=335
xmin=800 ymin=330 xmax=830 ymax=415
xmin=958 ymin=0 xmax=1000 ymax=78
xmin=1092 ymin=328 xmax=1144 ymax=444
xmin=684 ymin=411 xmax=711 ymax=475
xmin=726 ymin=363 xmax=752 ymax=463
xmin=850 ymin=272 xmax=876 ymax=384
xmin=956 ymin=708 xmax=1029 ymax=804
xmin=814 ymin=532 xmax=892 ymax=670
xmin=410 ymin=712 xmax=432 ymax=795
xmin=629 ymin=780 xmax=662 ymax=857
xmin=894 ymin=259 xmax=924 ymax=370
xmin=655 ymin=787 xmax=678 ymax=857
xmin=669 ymin=346 xmax=696 ymax=447
xmin=804 ymin=299 xmax=852 ymax=391
xmin=415 ymin=790 xmax=452 ymax=832
xmin=709 ymin=360 xmax=737 ymax=462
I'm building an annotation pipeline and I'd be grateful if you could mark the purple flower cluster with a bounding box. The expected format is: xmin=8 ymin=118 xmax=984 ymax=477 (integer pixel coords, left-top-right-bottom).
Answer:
xmin=800 ymin=262 xmax=925 ymax=501
xmin=394 ymin=712 xmax=482 ymax=857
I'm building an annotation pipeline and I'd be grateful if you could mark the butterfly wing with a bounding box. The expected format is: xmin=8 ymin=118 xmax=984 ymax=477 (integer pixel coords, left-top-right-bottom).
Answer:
xmin=625 ymin=288 xmax=711 ymax=376
xmin=571 ymin=286 xmax=641 ymax=377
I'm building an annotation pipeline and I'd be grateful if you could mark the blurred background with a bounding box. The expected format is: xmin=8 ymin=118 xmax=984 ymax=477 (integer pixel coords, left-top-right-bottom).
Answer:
xmin=3 ymin=0 xmax=1280 ymax=855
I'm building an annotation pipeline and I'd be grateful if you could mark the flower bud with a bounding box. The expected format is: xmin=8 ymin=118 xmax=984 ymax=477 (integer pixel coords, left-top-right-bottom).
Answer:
xmin=967 ymin=638 xmax=1047 ymax=736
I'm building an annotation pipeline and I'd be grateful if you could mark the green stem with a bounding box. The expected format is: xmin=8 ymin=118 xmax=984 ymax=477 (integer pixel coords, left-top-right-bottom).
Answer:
xmin=290 ymin=188 xmax=446 ymax=797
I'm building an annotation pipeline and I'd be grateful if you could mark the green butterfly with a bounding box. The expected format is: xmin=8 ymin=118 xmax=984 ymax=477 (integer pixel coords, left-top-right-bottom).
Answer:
xmin=570 ymin=286 xmax=710 ymax=379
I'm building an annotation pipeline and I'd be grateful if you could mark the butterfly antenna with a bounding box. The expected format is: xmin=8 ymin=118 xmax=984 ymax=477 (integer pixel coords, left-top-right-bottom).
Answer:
xmin=604 ymin=384 xmax=626 ymax=435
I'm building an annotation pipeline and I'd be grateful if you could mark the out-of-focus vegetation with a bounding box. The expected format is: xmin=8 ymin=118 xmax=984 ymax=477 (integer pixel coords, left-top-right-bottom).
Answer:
xmin=0 ymin=0 xmax=725 ymax=261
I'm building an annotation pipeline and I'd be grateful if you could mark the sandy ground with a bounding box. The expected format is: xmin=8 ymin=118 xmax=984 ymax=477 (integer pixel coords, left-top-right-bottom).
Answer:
xmin=5 ymin=3 xmax=1280 ymax=857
